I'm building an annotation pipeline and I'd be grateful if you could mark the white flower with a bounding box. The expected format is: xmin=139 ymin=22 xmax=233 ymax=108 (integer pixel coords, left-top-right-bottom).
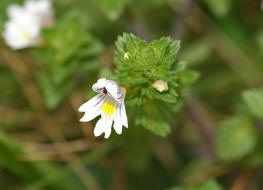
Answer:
xmin=7 ymin=4 xmax=26 ymax=20
xmin=79 ymin=79 xmax=128 ymax=139
xmin=152 ymin=80 xmax=168 ymax=92
xmin=24 ymin=0 xmax=54 ymax=27
xmin=2 ymin=0 xmax=54 ymax=50
xmin=3 ymin=6 xmax=41 ymax=50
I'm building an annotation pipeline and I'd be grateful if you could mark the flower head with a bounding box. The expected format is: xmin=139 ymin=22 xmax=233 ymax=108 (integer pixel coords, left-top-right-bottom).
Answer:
xmin=79 ymin=78 xmax=128 ymax=139
xmin=2 ymin=0 xmax=54 ymax=50
xmin=3 ymin=6 xmax=41 ymax=49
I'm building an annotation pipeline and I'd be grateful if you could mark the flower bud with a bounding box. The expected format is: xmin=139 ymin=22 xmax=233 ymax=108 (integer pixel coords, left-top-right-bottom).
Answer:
xmin=124 ymin=52 xmax=130 ymax=60
xmin=152 ymin=80 xmax=168 ymax=92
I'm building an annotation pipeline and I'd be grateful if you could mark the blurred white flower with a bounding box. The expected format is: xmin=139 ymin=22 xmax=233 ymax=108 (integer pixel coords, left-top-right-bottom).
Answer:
xmin=2 ymin=0 xmax=54 ymax=50
xmin=25 ymin=0 xmax=54 ymax=27
xmin=152 ymin=80 xmax=168 ymax=92
xmin=3 ymin=8 xmax=41 ymax=50
xmin=7 ymin=4 xmax=26 ymax=20
xmin=79 ymin=78 xmax=128 ymax=139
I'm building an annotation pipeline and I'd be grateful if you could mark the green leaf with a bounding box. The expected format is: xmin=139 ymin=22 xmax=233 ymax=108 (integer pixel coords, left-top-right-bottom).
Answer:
xmin=215 ymin=116 xmax=258 ymax=162
xmin=168 ymin=179 xmax=222 ymax=190
xmin=38 ymin=71 xmax=73 ymax=110
xmin=179 ymin=159 xmax=213 ymax=184
xmin=126 ymin=97 xmax=143 ymax=106
xmin=168 ymin=188 xmax=184 ymax=190
xmin=187 ymin=179 xmax=222 ymax=190
xmin=90 ymin=0 xmax=130 ymax=20
xmin=144 ymin=120 xmax=171 ymax=137
xmin=203 ymin=0 xmax=232 ymax=18
xmin=242 ymin=88 xmax=263 ymax=119
xmin=179 ymin=70 xmax=200 ymax=86
xmin=141 ymin=87 xmax=178 ymax=103
xmin=181 ymin=41 xmax=212 ymax=66
xmin=135 ymin=102 xmax=173 ymax=137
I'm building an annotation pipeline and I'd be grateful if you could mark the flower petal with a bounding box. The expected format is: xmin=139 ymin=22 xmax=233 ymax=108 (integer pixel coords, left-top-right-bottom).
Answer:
xmin=79 ymin=94 xmax=105 ymax=122
xmin=113 ymin=122 xmax=122 ymax=134
xmin=121 ymin=101 xmax=128 ymax=128
xmin=92 ymin=78 xmax=107 ymax=92
xmin=78 ymin=94 xmax=104 ymax=112
xmin=94 ymin=115 xmax=113 ymax=138
xmin=104 ymin=117 xmax=113 ymax=139
xmin=94 ymin=116 xmax=106 ymax=137
xmin=105 ymin=81 xmax=119 ymax=102
xmin=7 ymin=4 xmax=24 ymax=19
xmin=113 ymin=103 xmax=123 ymax=134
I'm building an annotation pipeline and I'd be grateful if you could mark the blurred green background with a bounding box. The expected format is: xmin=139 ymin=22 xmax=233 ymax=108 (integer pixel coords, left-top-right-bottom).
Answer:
xmin=1 ymin=0 xmax=263 ymax=189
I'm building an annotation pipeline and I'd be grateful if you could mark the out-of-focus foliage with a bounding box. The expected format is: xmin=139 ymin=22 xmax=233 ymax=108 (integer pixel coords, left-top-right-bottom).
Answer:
xmin=0 ymin=131 xmax=85 ymax=190
xmin=35 ymin=15 xmax=103 ymax=109
xmin=203 ymin=0 xmax=232 ymax=18
xmin=0 ymin=0 xmax=263 ymax=189
xmin=242 ymin=88 xmax=263 ymax=119
xmin=169 ymin=179 xmax=222 ymax=190
xmin=90 ymin=0 xmax=130 ymax=20
xmin=215 ymin=116 xmax=258 ymax=162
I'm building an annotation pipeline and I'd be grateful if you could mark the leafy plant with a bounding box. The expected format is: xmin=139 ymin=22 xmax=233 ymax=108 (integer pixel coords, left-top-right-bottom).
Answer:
xmin=114 ymin=33 xmax=196 ymax=136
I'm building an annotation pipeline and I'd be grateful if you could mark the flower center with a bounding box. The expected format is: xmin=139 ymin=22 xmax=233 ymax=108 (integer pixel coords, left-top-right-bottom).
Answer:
xmin=22 ymin=30 xmax=30 ymax=40
xmin=101 ymin=102 xmax=115 ymax=117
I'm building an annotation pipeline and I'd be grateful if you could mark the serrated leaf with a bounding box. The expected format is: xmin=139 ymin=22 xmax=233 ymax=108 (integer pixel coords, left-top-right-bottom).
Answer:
xmin=242 ymin=88 xmax=263 ymax=119
xmin=215 ymin=116 xmax=258 ymax=162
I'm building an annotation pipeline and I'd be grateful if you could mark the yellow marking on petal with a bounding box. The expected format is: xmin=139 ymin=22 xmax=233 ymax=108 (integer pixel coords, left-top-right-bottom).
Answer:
xmin=101 ymin=102 xmax=115 ymax=117
xmin=22 ymin=30 xmax=30 ymax=40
